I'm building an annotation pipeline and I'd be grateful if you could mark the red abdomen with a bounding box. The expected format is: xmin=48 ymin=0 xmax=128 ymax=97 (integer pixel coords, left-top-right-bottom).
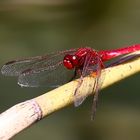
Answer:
xmin=99 ymin=44 xmax=140 ymax=61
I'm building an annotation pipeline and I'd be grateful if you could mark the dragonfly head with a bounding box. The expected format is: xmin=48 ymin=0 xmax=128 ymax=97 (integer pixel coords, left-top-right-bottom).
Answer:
xmin=63 ymin=54 xmax=78 ymax=69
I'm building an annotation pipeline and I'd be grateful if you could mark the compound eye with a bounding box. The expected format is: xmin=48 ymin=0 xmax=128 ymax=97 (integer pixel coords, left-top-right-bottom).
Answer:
xmin=63 ymin=55 xmax=75 ymax=69
xmin=71 ymin=55 xmax=78 ymax=66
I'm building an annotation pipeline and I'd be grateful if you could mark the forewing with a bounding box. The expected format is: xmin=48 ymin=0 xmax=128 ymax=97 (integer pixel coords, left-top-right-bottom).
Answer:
xmin=1 ymin=49 xmax=77 ymax=76
xmin=1 ymin=56 xmax=43 ymax=76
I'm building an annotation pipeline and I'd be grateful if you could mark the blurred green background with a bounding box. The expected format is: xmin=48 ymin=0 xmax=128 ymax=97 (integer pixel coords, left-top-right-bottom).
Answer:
xmin=0 ymin=0 xmax=140 ymax=140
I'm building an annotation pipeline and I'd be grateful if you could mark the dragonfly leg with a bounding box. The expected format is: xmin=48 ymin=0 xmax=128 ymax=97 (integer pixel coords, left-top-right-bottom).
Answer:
xmin=74 ymin=77 xmax=83 ymax=96
xmin=74 ymin=68 xmax=84 ymax=95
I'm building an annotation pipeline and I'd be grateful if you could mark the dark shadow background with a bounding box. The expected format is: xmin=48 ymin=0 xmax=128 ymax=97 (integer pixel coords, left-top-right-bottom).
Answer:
xmin=0 ymin=0 xmax=140 ymax=140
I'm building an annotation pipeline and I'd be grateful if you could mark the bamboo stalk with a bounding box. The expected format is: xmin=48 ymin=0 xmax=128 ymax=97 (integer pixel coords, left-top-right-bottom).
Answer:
xmin=0 ymin=51 xmax=140 ymax=140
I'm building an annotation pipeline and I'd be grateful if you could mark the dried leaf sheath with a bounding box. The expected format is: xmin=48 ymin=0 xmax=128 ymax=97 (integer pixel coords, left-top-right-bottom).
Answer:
xmin=0 ymin=51 xmax=140 ymax=139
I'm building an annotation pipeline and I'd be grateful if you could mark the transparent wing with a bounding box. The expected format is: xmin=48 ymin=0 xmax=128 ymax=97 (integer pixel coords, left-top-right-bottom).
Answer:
xmin=1 ymin=49 xmax=77 ymax=76
xmin=73 ymin=51 xmax=105 ymax=120
xmin=1 ymin=49 xmax=77 ymax=87
xmin=74 ymin=52 xmax=94 ymax=107
xmin=91 ymin=56 xmax=104 ymax=120
xmin=18 ymin=62 xmax=75 ymax=87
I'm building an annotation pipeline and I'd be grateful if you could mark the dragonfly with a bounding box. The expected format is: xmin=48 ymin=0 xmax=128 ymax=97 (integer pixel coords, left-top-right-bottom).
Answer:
xmin=1 ymin=44 xmax=140 ymax=119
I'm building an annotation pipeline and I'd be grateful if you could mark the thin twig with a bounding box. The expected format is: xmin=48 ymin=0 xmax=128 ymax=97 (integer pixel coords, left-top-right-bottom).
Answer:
xmin=0 ymin=51 xmax=140 ymax=140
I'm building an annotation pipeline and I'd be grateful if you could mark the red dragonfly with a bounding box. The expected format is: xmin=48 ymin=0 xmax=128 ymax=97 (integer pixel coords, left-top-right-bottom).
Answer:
xmin=1 ymin=44 xmax=140 ymax=119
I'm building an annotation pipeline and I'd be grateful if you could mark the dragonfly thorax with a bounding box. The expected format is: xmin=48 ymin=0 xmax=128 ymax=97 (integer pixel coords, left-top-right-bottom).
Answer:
xmin=63 ymin=48 xmax=94 ymax=70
